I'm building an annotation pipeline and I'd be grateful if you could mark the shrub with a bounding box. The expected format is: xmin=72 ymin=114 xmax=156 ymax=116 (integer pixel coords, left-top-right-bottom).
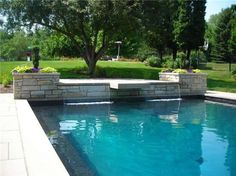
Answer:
xmin=12 ymin=65 xmax=32 ymax=73
xmin=175 ymin=52 xmax=188 ymax=68
xmin=145 ymin=56 xmax=162 ymax=67
xmin=12 ymin=65 xmax=57 ymax=73
xmin=40 ymin=67 xmax=57 ymax=73
xmin=232 ymin=69 xmax=236 ymax=79
xmin=189 ymin=57 xmax=198 ymax=69
xmin=1 ymin=74 xmax=11 ymax=87
xmin=161 ymin=68 xmax=203 ymax=74
xmin=173 ymin=69 xmax=188 ymax=74
xmin=193 ymin=69 xmax=202 ymax=73
xmin=136 ymin=44 xmax=154 ymax=62
xmin=161 ymin=68 xmax=174 ymax=73
xmin=162 ymin=56 xmax=174 ymax=68
xmin=2 ymin=79 xmax=11 ymax=87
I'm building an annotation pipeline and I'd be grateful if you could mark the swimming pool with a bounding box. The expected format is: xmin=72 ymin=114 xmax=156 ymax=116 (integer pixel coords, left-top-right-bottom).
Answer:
xmin=31 ymin=99 xmax=236 ymax=176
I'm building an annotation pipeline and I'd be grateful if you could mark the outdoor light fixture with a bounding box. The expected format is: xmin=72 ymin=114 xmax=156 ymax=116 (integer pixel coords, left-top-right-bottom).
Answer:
xmin=115 ymin=41 xmax=122 ymax=60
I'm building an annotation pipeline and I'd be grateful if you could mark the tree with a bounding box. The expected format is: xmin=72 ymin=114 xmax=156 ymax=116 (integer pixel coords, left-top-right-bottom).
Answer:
xmin=174 ymin=0 xmax=206 ymax=63
xmin=213 ymin=5 xmax=236 ymax=70
xmin=142 ymin=0 xmax=178 ymax=61
xmin=1 ymin=0 xmax=141 ymax=74
xmin=0 ymin=31 xmax=30 ymax=60
xmin=31 ymin=29 xmax=81 ymax=58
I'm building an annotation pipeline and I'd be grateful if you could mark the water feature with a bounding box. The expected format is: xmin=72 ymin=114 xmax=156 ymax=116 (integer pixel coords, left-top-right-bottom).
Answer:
xmin=31 ymin=99 xmax=236 ymax=176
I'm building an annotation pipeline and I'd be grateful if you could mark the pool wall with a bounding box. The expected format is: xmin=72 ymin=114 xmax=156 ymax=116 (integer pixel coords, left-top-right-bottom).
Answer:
xmin=13 ymin=73 xmax=207 ymax=101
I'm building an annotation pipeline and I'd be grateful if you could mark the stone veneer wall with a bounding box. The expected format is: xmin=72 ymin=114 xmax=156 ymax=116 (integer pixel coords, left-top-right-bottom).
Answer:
xmin=13 ymin=73 xmax=206 ymax=101
xmin=13 ymin=73 xmax=60 ymax=99
xmin=13 ymin=73 xmax=111 ymax=101
xmin=111 ymin=82 xmax=180 ymax=99
xmin=58 ymin=83 xmax=110 ymax=101
xmin=159 ymin=73 xmax=207 ymax=96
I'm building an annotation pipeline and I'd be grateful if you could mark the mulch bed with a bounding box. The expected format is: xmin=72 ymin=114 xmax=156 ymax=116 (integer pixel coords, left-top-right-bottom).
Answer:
xmin=0 ymin=84 xmax=13 ymax=93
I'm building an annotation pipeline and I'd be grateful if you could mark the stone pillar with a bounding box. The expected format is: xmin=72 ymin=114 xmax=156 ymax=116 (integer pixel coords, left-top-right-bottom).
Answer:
xmin=159 ymin=73 xmax=207 ymax=96
xmin=13 ymin=73 xmax=60 ymax=100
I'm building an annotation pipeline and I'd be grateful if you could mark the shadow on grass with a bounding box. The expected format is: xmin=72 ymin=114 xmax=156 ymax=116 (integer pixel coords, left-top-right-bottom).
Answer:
xmin=207 ymin=78 xmax=236 ymax=92
xmin=57 ymin=67 xmax=161 ymax=80
xmin=99 ymin=67 xmax=161 ymax=79
xmin=57 ymin=67 xmax=90 ymax=79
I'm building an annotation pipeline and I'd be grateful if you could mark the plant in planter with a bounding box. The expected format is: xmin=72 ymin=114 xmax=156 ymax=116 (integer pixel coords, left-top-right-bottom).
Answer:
xmin=12 ymin=65 xmax=57 ymax=73
xmin=161 ymin=68 xmax=202 ymax=74
xmin=159 ymin=68 xmax=207 ymax=96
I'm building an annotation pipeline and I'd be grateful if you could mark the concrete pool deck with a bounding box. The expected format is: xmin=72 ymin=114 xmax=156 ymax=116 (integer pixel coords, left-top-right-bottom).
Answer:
xmin=1 ymin=90 xmax=236 ymax=175
xmin=205 ymin=90 xmax=236 ymax=104
xmin=0 ymin=93 xmax=69 ymax=176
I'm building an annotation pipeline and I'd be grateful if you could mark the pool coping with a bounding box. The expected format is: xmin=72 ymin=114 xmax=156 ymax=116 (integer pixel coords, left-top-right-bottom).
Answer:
xmin=204 ymin=91 xmax=236 ymax=105
xmin=1 ymin=90 xmax=236 ymax=175
xmin=0 ymin=93 xmax=69 ymax=176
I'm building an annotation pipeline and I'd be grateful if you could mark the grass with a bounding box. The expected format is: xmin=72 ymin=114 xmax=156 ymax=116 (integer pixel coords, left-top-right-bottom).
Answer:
xmin=0 ymin=60 xmax=236 ymax=92
xmin=203 ymin=62 xmax=236 ymax=93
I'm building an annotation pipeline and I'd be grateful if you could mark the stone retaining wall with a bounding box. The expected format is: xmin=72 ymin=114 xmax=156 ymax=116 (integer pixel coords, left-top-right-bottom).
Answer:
xmin=13 ymin=72 xmax=207 ymax=101
xmin=58 ymin=83 xmax=110 ymax=101
xmin=159 ymin=73 xmax=207 ymax=96
xmin=111 ymin=82 xmax=180 ymax=99
xmin=13 ymin=73 xmax=60 ymax=99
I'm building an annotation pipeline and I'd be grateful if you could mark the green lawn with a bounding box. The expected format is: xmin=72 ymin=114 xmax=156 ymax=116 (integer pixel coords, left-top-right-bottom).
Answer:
xmin=203 ymin=62 xmax=236 ymax=93
xmin=0 ymin=60 xmax=236 ymax=92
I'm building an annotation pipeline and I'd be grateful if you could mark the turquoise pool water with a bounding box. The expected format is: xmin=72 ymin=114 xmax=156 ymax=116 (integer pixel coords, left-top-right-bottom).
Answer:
xmin=32 ymin=99 xmax=236 ymax=176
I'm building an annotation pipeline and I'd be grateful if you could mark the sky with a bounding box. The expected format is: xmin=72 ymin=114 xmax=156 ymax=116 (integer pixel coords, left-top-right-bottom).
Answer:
xmin=206 ymin=0 xmax=236 ymax=21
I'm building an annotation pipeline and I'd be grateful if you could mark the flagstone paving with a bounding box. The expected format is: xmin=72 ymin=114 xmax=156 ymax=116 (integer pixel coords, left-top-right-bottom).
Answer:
xmin=0 ymin=93 xmax=69 ymax=176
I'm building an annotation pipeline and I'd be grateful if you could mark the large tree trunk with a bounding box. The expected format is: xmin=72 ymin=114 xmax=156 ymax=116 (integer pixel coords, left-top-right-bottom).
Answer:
xmin=158 ymin=48 xmax=163 ymax=63
xmin=172 ymin=47 xmax=177 ymax=61
xmin=186 ymin=49 xmax=191 ymax=68
xmin=228 ymin=54 xmax=232 ymax=72
xmin=88 ymin=59 xmax=97 ymax=75
xmin=84 ymin=46 xmax=97 ymax=75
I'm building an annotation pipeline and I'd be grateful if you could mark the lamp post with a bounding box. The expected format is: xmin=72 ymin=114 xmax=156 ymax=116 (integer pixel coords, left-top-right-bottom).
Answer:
xmin=26 ymin=46 xmax=32 ymax=62
xmin=115 ymin=41 xmax=122 ymax=60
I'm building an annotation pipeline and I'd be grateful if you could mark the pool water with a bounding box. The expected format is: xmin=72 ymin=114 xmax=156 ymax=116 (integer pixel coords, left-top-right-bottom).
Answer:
xmin=32 ymin=99 xmax=236 ymax=176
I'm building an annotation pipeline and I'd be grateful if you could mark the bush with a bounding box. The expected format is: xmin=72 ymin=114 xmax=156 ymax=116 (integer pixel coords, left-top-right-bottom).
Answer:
xmin=145 ymin=56 xmax=162 ymax=67
xmin=173 ymin=69 xmax=188 ymax=74
xmin=2 ymin=78 xmax=11 ymax=87
xmin=12 ymin=65 xmax=32 ymax=73
xmin=193 ymin=69 xmax=202 ymax=73
xmin=175 ymin=52 xmax=188 ymax=68
xmin=1 ymin=74 xmax=11 ymax=87
xmin=232 ymin=69 xmax=236 ymax=79
xmin=162 ymin=56 xmax=174 ymax=68
xmin=40 ymin=67 xmax=57 ymax=73
xmin=161 ymin=68 xmax=202 ymax=74
xmin=12 ymin=65 xmax=57 ymax=73
xmin=136 ymin=44 xmax=154 ymax=62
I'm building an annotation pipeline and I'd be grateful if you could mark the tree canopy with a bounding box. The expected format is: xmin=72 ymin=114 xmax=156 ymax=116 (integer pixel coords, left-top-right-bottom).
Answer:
xmin=1 ymin=0 xmax=141 ymax=74
xmin=0 ymin=0 xmax=215 ymax=71
xmin=174 ymin=0 xmax=206 ymax=61
xmin=206 ymin=4 xmax=236 ymax=69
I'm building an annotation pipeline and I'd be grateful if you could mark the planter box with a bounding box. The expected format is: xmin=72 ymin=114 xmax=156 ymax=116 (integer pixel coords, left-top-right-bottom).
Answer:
xmin=159 ymin=73 xmax=207 ymax=96
xmin=13 ymin=73 xmax=60 ymax=99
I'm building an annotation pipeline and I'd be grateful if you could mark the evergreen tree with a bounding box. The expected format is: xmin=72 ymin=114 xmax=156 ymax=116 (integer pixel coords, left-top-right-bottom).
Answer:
xmin=174 ymin=0 xmax=206 ymax=63
xmin=213 ymin=5 xmax=236 ymax=71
